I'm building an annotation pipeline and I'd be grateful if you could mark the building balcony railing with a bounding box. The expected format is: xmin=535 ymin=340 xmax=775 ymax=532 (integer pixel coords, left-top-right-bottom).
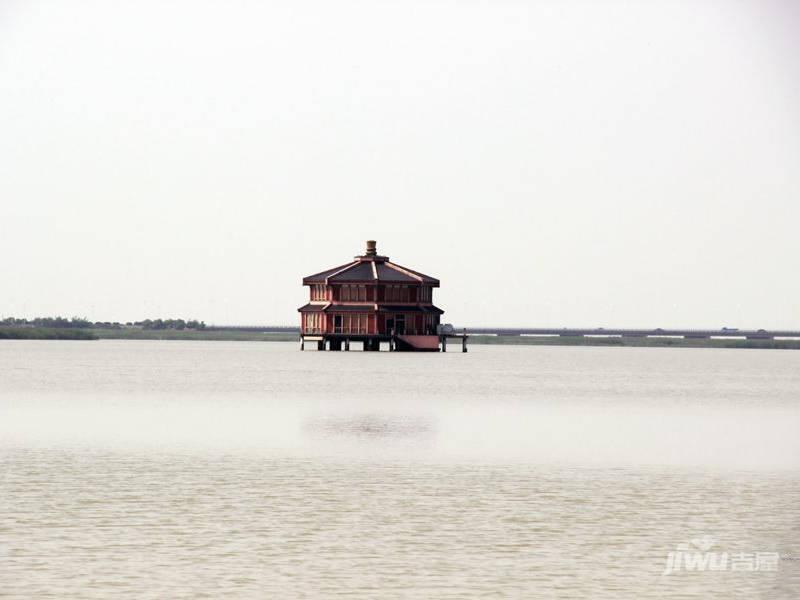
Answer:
xmin=333 ymin=326 xmax=369 ymax=334
xmin=302 ymin=327 xmax=437 ymax=336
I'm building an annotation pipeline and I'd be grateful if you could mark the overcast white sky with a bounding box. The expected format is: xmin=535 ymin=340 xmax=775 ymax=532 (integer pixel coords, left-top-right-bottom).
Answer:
xmin=1 ymin=0 xmax=798 ymax=328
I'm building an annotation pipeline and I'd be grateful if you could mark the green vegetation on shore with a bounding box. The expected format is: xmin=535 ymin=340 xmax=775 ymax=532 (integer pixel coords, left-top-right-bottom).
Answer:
xmin=0 ymin=326 xmax=294 ymax=341
xmin=0 ymin=316 xmax=208 ymax=340
xmin=92 ymin=328 xmax=297 ymax=342
xmin=0 ymin=327 xmax=98 ymax=340
xmin=2 ymin=316 xmax=206 ymax=330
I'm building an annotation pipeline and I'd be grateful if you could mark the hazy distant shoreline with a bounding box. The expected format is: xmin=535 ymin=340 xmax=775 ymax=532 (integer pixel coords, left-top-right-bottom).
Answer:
xmin=3 ymin=327 xmax=800 ymax=349
xmin=0 ymin=327 xmax=98 ymax=341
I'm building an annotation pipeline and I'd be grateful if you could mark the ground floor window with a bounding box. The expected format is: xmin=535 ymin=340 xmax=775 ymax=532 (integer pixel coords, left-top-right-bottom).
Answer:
xmin=423 ymin=314 xmax=437 ymax=334
xmin=386 ymin=314 xmax=418 ymax=335
xmin=304 ymin=312 xmax=322 ymax=333
xmin=333 ymin=313 xmax=368 ymax=334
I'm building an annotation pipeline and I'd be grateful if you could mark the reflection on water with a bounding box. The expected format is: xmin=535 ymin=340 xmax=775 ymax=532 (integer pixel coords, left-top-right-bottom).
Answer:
xmin=305 ymin=414 xmax=435 ymax=439
xmin=1 ymin=341 xmax=799 ymax=598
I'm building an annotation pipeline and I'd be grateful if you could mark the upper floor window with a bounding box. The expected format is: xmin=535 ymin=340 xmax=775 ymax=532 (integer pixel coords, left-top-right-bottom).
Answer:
xmin=340 ymin=285 xmax=367 ymax=302
xmin=384 ymin=285 xmax=412 ymax=302
xmin=310 ymin=284 xmax=326 ymax=301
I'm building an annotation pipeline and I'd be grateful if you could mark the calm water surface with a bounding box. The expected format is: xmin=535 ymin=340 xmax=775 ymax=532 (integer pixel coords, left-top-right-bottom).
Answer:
xmin=1 ymin=341 xmax=799 ymax=598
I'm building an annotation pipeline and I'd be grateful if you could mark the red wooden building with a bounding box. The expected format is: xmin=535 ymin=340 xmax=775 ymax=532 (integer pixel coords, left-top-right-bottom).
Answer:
xmin=298 ymin=241 xmax=446 ymax=351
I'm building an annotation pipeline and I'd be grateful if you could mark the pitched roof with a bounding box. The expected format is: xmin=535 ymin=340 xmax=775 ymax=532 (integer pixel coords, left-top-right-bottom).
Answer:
xmin=302 ymin=262 xmax=358 ymax=284
xmin=379 ymin=304 xmax=444 ymax=314
xmin=298 ymin=303 xmax=444 ymax=314
xmin=303 ymin=259 xmax=439 ymax=286
xmin=298 ymin=303 xmax=327 ymax=312
xmin=328 ymin=261 xmax=375 ymax=281
xmin=323 ymin=304 xmax=376 ymax=312
xmin=298 ymin=303 xmax=376 ymax=313
xmin=375 ymin=262 xmax=418 ymax=282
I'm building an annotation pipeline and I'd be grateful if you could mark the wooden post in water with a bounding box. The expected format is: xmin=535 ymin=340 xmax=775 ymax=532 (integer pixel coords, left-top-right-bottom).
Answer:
xmin=462 ymin=329 xmax=467 ymax=353
xmin=442 ymin=336 xmax=447 ymax=352
xmin=300 ymin=337 xmax=304 ymax=351
xmin=345 ymin=339 xmax=350 ymax=351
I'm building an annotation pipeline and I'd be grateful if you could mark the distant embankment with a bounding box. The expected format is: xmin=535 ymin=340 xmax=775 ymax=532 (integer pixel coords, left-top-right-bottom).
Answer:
xmin=92 ymin=328 xmax=297 ymax=342
xmin=203 ymin=326 xmax=800 ymax=349
xmin=3 ymin=321 xmax=799 ymax=348
xmin=467 ymin=335 xmax=800 ymax=350
xmin=465 ymin=327 xmax=800 ymax=340
xmin=0 ymin=327 xmax=97 ymax=340
xmin=463 ymin=327 xmax=800 ymax=349
xmin=0 ymin=325 xmax=295 ymax=342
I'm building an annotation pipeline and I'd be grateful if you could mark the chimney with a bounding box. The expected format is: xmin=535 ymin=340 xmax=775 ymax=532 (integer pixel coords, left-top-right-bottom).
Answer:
xmin=365 ymin=240 xmax=377 ymax=256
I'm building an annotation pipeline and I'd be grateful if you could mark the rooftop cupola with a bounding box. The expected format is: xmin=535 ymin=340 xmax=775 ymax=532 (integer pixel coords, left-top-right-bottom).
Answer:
xmin=356 ymin=239 xmax=388 ymax=262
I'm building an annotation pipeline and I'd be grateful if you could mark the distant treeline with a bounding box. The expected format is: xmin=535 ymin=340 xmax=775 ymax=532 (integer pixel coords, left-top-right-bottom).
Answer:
xmin=1 ymin=317 xmax=206 ymax=330
xmin=131 ymin=319 xmax=206 ymax=330
xmin=2 ymin=316 xmax=94 ymax=328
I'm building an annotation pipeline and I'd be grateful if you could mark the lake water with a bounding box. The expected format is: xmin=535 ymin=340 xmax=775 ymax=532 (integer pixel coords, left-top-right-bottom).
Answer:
xmin=1 ymin=340 xmax=799 ymax=598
